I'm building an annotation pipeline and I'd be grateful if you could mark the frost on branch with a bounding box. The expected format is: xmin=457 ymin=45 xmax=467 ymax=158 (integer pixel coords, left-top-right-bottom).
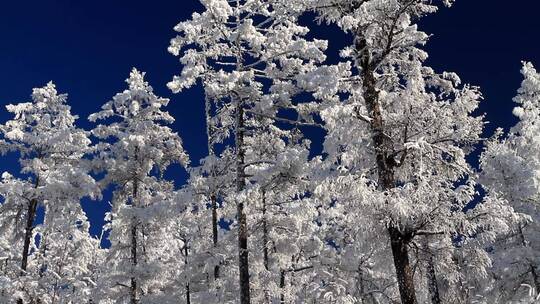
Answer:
xmin=0 ymin=82 xmax=101 ymax=303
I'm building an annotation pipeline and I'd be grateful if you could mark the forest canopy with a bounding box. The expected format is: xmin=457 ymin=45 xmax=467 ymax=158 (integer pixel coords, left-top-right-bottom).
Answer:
xmin=1 ymin=1 xmax=539 ymax=304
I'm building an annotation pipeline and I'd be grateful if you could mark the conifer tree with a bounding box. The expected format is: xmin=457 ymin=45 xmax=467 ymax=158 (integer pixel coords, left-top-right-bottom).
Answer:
xmin=89 ymin=69 xmax=188 ymax=304
xmin=480 ymin=62 xmax=540 ymax=302
xmin=0 ymin=83 xmax=99 ymax=303
xmin=168 ymin=1 xmax=329 ymax=302
xmin=308 ymin=1 xmax=519 ymax=302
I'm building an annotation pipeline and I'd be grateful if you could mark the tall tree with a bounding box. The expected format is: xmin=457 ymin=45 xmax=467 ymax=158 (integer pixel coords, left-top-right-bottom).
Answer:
xmin=240 ymin=118 xmax=320 ymax=303
xmin=89 ymin=69 xmax=189 ymax=304
xmin=480 ymin=62 xmax=540 ymax=302
xmin=0 ymin=82 xmax=99 ymax=303
xmin=310 ymin=0 xmax=518 ymax=302
xmin=168 ymin=1 xmax=329 ymax=302
xmin=187 ymin=149 xmax=236 ymax=302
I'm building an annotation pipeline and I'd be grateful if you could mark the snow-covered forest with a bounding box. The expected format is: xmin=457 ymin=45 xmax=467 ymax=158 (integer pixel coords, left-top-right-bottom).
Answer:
xmin=1 ymin=0 xmax=539 ymax=303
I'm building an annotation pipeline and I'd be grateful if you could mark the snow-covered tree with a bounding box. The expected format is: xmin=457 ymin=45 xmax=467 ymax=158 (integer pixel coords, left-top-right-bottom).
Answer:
xmin=0 ymin=3 xmax=534 ymax=303
xmin=0 ymin=82 xmax=100 ymax=304
xmin=305 ymin=1 xmax=519 ymax=303
xmin=186 ymin=92 xmax=236 ymax=295
xmin=480 ymin=62 xmax=540 ymax=303
xmin=168 ymin=1 xmax=330 ymax=302
xmin=28 ymin=216 xmax=105 ymax=303
xmin=89 ymin=69 xmax=189 ymax=304
xmin=242 ymin=117 xmax=322 ymax=303
xmin=185 ymin=150 xmax=237 ymax=303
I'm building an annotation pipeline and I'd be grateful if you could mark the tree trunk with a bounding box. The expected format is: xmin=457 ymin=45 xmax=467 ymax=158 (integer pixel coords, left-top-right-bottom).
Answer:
xmin=130 ymin=178 xmax=139 ymax=304
xmin=186 ymin=279 xmax=191 ymax=304
xmin=280 ymin=270 xmax=285 ymax=304
xmin=357 ymin=268 xmax=377 ymax=304
xmin=389 ymin=228 xmax=416 ymax=304
xmin=426 ymin=252 xmax=441 ymax=304
xmin=531 ymin=266 xmax=540 ymax=294
xmin=206 ymin=91 xmax=221 ymax=281
xmin=235 ymin=100 xmax=251 ymax=304
xmin=356 ymin=33 xmax=418 ymax=303
xmin=17 ymin=199 xmax=38 ymax=304
xmin=184 ymin=244 xmax=191 ymax=304
xmin=20 ymin=199 xmax=38 ymax=275
xmin=262 ymin=191 xmax=269 ymax=272
xmin=18 ymin=176 xmax=40 ymax=304
xmin=518 ymin=225 xmax=540 ymax=292
xmin=211 ymin=194 xmax=220 ymax=279
xmin=262 ymin=191 xmax=272 ymax=303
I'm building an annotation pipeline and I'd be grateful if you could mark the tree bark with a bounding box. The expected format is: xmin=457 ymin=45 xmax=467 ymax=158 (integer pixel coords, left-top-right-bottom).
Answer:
xmin=235 ymin=99 xmax=251 ymax=304
xmin=389 ymin=229 xmax=416 ymax=304
xmin=262 ymin=191 xmax=269 ymax=272
xmin=262 ymin=191 xmax=272 ymax=303
xmin=356 ymin=32 xmax=418 ymax=304
xmin=184 ymin=244 xmax=191 ymax=304
xmin=20 ymin=199 xmax=38 ymax=275
xmin=130 ymin=178 xmax=139 ymax=304
xmin=426 ymin=251 xmax=441 ymax=304
xmin=280 ymin=270 xmax=285 ymax=304
xmin=211 ymin=194 xmax=220 ymax=279
xmin=18 ymin=176 xmax=40 ymax=304
xmin=518 ymin=225 xmax=540 ymax=292
xmin=17 ymin=199 xmax=38 ymax=304
xmin=206 ymin=91 xmax=221 ymax=281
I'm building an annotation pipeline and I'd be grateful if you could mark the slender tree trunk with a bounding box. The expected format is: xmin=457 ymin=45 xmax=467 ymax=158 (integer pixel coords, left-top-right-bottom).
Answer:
xmin=531 ymin=266 xmax=540 ymax=294
xmin=17 ymin=199 xmax=38 ymax=304
xmin=357 ymin=268 xmax=376 ymax=304
xmin=356 ymin=33 xmax=417 ymax=304
xmin=235 ymin=99 xmax=251 ymax=304
xmin=232 ymin=5 xmax=251 ymax=299
xmin=262 ymin=191 xmax=269 ymax=272
xmin=357 ymin=268 xmax=366 ymax=302
xmin=130 ymin=178 xmax=139 ymax=304
xmin=453 ymin=255 xmax=469 ymax=303
xmin=186 ymin=279 xmax=191 ymax=304
xmin=518 ymin=225 xmax=540 ymax=291
xmin=280 ymin=270 xmax=285 ymax=304
xmin=261 ymin=191 xmax=272 ymax=303
xmin=184 ymin=244 xmax=191 ymax=304
xmin=20 ymin=199 xmax=38 ymax=275
xmin=206 ymin=91 xmax=221 ymax=281
xmin=211 ymin=194 xmax=220 ymax=279
xmin=18 ymin=176 xmax=40 ymax=304
xmin=425 ymin=252 xmax=441 ymax=304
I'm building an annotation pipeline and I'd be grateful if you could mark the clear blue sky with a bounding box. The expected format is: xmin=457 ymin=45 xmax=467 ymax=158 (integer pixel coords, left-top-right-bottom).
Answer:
xmin=1 ymin=1 xmax=539 ymax=238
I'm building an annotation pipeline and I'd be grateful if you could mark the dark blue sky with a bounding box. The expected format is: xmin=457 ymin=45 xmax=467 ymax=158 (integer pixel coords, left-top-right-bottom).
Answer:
xmin=1 ymin=1 xmax=539 ymax=237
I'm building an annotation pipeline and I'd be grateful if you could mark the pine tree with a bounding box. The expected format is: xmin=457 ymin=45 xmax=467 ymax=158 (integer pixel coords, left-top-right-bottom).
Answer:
xmin=89 ymin=69 xmax=189 ymax=303
xmin=308 ymin=1 xmax=519 ymax=302
xmin=168 ymin=1 xmax=329 ymax=302
xmin=480 ymin=62 xmax=540 ymax=302
xmin=0 ymin=82 xmax=99 ymax=303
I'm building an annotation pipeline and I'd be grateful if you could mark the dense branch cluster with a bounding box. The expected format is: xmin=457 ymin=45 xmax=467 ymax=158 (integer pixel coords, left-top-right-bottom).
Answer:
xmin=0 ymin=1 xmax=539 ymax=303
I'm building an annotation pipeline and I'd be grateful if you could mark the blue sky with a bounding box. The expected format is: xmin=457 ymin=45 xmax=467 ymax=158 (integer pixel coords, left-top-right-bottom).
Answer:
xmin=1 ymin=0 xmax=539 ymax=238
